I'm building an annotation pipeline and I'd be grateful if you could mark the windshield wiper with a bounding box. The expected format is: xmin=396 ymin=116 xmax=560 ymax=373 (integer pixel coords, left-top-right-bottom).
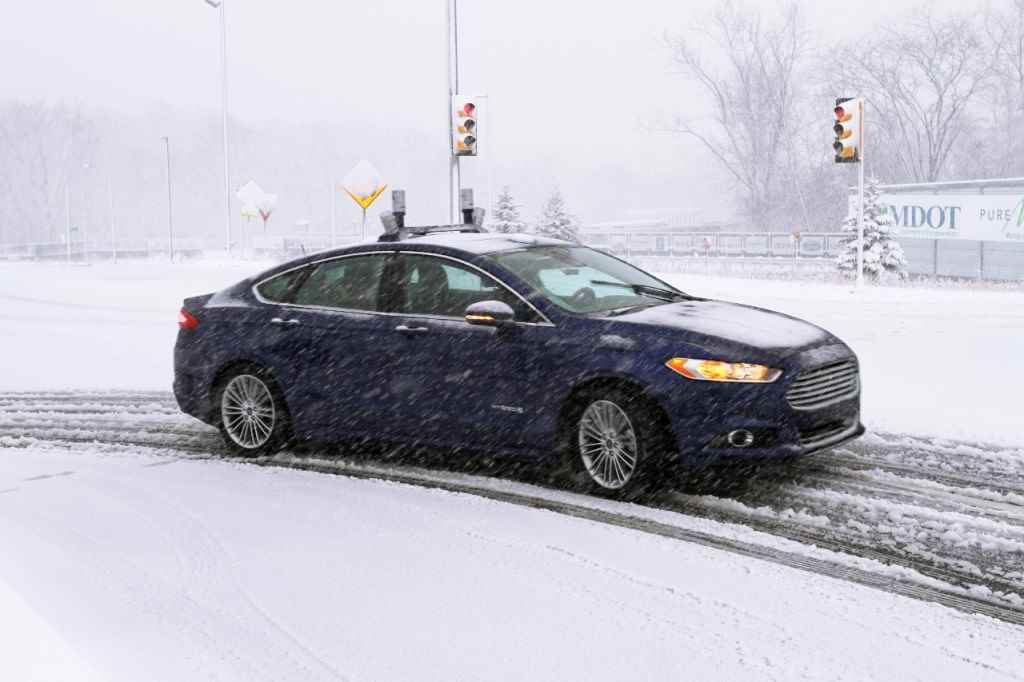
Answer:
xmin=603 ymin=302 xmax=663 ymax=317
xmin=589 ymin=280 xmax=691 ymax=302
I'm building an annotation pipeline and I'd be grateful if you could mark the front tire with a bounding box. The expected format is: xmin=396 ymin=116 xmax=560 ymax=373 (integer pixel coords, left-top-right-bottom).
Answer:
xmin=562 ymin=387 xmax=672 ymax=499
xmin=216 ymin=368 xmax=290 ymax=457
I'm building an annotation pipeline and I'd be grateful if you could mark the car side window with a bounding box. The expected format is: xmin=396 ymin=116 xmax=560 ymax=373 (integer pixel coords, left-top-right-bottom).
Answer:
xmin=396 ymin=254 xmax=540 ymax=322
xmin=256 ymin=267 xmax=307 ymax=303
xmin=291 ymin=254 xmax=386 ymax=311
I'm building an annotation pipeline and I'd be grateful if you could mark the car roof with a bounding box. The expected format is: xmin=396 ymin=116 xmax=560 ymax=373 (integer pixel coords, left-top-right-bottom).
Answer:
xmin=245 ymin=231 xmax=575 ymax=287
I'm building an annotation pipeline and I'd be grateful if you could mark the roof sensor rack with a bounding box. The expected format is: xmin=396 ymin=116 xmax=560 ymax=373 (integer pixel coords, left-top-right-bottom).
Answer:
xmin=377 ymin=188 xmax=487 ymax=242
xmin=378 ymin=224 xmax=484 ymax=242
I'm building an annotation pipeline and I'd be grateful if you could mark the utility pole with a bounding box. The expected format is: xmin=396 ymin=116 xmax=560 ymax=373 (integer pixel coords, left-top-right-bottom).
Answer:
xmin=446 ymin=0 xmax=461 ymax=224
xmin=218 ymin=1 xmax=231 ymax=255
xmin=162 ymin=136 xmax=175 ymax=263
xmin=330 ymin=180 xmax=337 ymax=248
xmin=855 ymin=100 xmax=866 ymax=288
xmin=203 ymin=0 xmax=232 ymax=255
xmin=832 ymin=97 xmax=865 ymax=287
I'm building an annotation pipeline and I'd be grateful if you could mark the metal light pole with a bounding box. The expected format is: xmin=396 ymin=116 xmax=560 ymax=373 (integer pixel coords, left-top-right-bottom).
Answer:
xmin=855 ymin=98 xmax=866 ymax=289
xmin=162 ymin=136 xmax=175 ymax=262
xmin=446 ymin=0 xmax=460 ymax=224
xmin=64 ymin=182 xmax=72 ymax=264
xmin=204 ymin=0 xmax=232 ymax=255
xmin=80 ymin=162 xmax=92 ymax=263
xmin=330 ymin=180 xmax=337 ymax=248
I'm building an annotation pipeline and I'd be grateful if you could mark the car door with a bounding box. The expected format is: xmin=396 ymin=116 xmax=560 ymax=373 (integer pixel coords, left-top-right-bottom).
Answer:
xmin=272 ymin=252 xmax=398 ymax=437
xmin=385 ymin=251 xmax=558 ymax=450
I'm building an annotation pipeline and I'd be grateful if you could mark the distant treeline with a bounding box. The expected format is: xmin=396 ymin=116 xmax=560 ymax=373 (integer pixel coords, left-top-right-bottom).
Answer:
xmin=662 ymin=0 xmax=1024 ymax=232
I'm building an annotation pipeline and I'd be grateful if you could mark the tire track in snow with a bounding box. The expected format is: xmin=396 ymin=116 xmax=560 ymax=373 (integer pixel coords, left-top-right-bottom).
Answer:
xmin=836 ymin=432 xmax=1024 ymax=492
xmin=2 ymin=391 xmax=1024 ymax=625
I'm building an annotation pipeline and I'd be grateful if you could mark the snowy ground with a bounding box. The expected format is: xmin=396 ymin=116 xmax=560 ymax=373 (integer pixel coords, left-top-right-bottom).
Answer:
xmin=0 ymin=260 xmax=269 ymax=391
xmin=3 ymin=443 xmax=1023 ymax=681
xmin=1 ymin=260 xmax=1023 ymax=680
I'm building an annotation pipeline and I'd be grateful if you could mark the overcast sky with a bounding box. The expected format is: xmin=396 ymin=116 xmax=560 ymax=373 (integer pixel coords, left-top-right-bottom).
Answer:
xmin=1 ymin=0 xmax=941 ymax=225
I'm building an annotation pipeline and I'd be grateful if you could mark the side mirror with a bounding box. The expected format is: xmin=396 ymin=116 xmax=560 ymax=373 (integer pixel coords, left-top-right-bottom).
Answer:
xmin=465 ymin=300 xmax=515 ymax=327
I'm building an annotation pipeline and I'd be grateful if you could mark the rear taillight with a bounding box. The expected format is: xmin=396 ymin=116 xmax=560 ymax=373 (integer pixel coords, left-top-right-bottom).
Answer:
xmin=178 ymin=308 xmax=199 ymax=330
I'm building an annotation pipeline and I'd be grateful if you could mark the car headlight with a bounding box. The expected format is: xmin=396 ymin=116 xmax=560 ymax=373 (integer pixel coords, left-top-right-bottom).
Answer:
xmin=665 ymin=357 xmax=781 ymax=383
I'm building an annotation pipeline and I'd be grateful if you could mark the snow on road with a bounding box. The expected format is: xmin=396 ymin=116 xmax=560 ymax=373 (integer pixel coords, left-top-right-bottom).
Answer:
xmin=2 ymin=444 xmax=1023 ymax=681
xmin=4 ymin=391 xmax=1022 ymax=615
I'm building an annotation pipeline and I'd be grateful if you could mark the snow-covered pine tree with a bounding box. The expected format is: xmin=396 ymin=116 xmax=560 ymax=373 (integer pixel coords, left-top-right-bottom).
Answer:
xmin=488 ymin=186 xmax=526 ymax=233
xmin=535 ymin=188 xmax=581 ymax=242
xmin=836 ymin=176 xmax=909 ymax=281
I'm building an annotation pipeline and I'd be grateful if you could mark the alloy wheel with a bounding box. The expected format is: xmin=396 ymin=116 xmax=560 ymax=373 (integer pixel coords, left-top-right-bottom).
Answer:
xmin=221 ymin=374 xmax=276 ymax=449
xmin=578 ymin=399 xmax=639 ymax=489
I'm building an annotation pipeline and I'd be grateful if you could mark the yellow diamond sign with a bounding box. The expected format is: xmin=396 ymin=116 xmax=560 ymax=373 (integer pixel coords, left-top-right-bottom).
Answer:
xmin=342 ymin=160 xmax=387 ymax=210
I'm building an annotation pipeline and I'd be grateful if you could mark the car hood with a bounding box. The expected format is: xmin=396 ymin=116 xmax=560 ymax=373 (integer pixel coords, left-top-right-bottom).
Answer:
xmin=605 ymin=299 xmax=832 ymax=356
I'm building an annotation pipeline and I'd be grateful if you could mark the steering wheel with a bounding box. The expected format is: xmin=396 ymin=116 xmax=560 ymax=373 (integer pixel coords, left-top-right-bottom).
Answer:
xmin=566 ymin=286 xmax=597 ymax=308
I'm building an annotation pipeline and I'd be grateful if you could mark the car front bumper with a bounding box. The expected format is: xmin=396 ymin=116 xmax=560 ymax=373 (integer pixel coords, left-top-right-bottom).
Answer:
xmin=659 ymin=348 xmax=865 ymax=468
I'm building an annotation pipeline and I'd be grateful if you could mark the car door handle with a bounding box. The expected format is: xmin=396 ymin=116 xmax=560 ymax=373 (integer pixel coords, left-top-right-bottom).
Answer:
xmin=270 ymin=317 xmax=301 ymax=326
xmin=395 ymin=324 xmax=429 ymax=334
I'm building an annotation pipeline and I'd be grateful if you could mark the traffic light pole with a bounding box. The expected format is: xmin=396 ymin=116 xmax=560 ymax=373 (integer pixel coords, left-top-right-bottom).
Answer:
xmin=855 ymin=98 xmax=866 ymax=289
xmin=446 ymin=0 xmax=461 ymax=224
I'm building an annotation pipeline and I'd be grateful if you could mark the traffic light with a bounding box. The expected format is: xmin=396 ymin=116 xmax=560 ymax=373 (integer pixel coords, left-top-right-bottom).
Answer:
xmin=452 ymin=96 xmax=478 ymax=156
xmin=833 ymin=97 xmax=862 ymax=163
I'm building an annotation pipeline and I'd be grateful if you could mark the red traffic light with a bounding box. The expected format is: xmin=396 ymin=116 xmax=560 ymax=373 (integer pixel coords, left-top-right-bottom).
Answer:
xmin=834 ymin=106 xmax=845 ymax=119
xmin=463 ymin=102 xmax=476 ymax=114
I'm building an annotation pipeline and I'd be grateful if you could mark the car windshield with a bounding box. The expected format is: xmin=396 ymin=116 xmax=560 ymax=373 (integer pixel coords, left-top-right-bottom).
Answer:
xmin=489 ymin=245 xmax=688 ymax=314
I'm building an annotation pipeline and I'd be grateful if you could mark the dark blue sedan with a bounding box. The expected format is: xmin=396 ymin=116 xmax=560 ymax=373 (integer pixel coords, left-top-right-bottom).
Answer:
xmin=174 ymin=228 xmax=864 ymax=496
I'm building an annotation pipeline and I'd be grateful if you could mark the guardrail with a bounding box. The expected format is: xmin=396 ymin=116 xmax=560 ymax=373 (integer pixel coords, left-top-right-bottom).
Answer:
xmin=581 ymin=231 xmax=846 ymax=259
xmin=4 ymin=230 xmax=1021 ymax=281
xmin=0 ymin=235 xmax=350 ymax=262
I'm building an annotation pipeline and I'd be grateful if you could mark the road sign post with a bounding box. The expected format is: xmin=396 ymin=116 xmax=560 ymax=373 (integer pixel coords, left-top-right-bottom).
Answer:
xmin=342 ymin=160 xmax=387 ymax=241
xmin=237 ymin=180 xmax=274 ymax=258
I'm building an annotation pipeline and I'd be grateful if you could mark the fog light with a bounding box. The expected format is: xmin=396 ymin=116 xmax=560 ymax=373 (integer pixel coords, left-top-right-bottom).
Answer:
xmin=727 ymin=429 xmax=755 ymax=448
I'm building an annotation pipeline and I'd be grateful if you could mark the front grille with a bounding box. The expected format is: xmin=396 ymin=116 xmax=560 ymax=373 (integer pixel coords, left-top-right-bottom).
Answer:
xmin=786 ymin=359 xmax=859 ymax=410
xmin=799 ymin=420 xmax=851 ymax=446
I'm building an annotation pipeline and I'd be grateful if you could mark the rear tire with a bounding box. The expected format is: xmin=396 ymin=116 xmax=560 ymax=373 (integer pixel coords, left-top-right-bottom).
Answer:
xmin=215 ymin=366 xmax=291 ymax=457
xmin=560 ymin=386 xmax=673 ymax=500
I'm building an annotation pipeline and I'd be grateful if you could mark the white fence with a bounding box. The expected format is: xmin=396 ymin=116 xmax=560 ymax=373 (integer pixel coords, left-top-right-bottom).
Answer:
xmin=582 ymin=231 xmax=1023 ymax=281
xmin=582 ymin=231 xmax=847 ymax=259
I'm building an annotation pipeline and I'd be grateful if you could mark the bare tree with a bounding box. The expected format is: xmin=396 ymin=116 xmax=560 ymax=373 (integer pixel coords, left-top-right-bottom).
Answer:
xmin=0 ymin=102 xmax=93 ymax=244
xmin=831 ymin=7 xmax=992 ymax=183
xmin=962 ymin=0 xmax=1024 ymax=177
xmin=663 ymin=0 xmax=809 ymax=229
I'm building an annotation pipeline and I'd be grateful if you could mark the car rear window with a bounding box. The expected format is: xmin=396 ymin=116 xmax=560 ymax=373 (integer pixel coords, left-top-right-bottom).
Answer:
xmin=256 ymin=268 xmax=307 ymax=303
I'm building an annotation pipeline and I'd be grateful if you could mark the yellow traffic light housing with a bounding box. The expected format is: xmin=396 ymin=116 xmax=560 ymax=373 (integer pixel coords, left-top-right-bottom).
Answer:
xmin=452 ymin=96 xmax=478 ymax=157
xmin=833 ymin=97 xmax=862 ymax=164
